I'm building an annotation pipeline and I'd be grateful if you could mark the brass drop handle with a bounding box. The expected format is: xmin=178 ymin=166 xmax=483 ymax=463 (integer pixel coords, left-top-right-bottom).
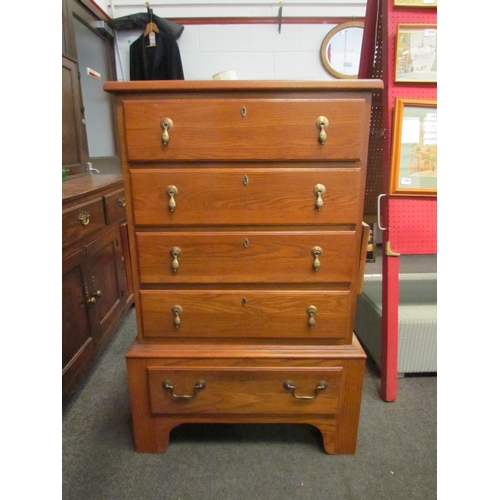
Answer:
xmin=77 ymin=211 xmax=90 ymax=226
xmin=307 ymin=305 xmax=317 ymax=329
xmin=172 ymin=305 xmax=183 ymax=328
xmin=162 ymin=379 xmax=206 ymax=399
xmin=283 ymin=380 xmax=327 ymax=400
xmin=311 ymin=246 xmax=322 ymax=271
xmin=166 ymin=185 xmax=179 ymax=212
xmin=118 ymin=196 xmax=126 ymax=207
xmin=170 ymin=246 xmax=181 ymax=272
xmin=316 ymin=116 xmax=329 ymax=145
xmin=160 ymin=117 xmax=174 ymax=145
xmin=314 ymin=184 xmax=326 ymax=210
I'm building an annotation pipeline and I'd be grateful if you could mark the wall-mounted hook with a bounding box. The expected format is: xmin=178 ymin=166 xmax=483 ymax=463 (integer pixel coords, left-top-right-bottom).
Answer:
xmin=278 ymin=2 xmax=283 ymax=34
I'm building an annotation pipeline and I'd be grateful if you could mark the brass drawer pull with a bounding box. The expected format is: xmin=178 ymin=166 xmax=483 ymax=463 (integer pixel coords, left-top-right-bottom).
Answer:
xmin=77 ymin=211 xmax=91 ymax=226
xmin=160 ymin=117 xmax=174 ymax=145
xmin=118 ymin=196 xmax=126 ymax=207
xmin=172 ymin=305 xmax=183 ymax=328
xmin=316 ymin=116 xmax=329 ymax=145
xmin=283 ymin=380 xmax=327 ymax=400
xmin=314 ymin=184 xmax=326 ymax=210
xmin=311 ymin=246 xmax=322 ymax=271
xmin=166 ymin=185 xmax=179 ymax=212
xmin=161 ymin=379 xmax=206 ymax=399
xmin=307 ymin=305 xmax=317 ymax=328
xmin=170 ymin=246 xmax=181 ymax=272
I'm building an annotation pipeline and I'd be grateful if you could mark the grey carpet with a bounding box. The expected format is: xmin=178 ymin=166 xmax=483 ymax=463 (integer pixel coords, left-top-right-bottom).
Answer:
xmin=62 ymin=305 xmax=436 ymax=500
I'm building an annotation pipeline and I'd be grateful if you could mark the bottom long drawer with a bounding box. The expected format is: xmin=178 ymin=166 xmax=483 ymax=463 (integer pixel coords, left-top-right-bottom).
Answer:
xmin=147 ymin=366 xmax=342 ymax=416
xmin=140 ymin=289 xmax=352 ymax=341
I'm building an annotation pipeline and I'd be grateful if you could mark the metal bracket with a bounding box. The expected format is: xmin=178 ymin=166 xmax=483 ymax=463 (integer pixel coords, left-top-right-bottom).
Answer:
xmin=385 ymin=241 xmax=400 ymax=257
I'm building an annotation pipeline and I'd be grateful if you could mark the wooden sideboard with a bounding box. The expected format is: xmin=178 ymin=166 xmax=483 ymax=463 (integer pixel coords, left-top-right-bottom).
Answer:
xmin=63 ymin=173 xmax=134 ymax=403
xmin=104 ymin=80 xmax=382 ymax=453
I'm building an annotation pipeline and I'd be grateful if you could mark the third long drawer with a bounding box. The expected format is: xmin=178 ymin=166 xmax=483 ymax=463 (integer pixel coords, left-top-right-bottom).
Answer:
xmin=136 ymin=230 xmax=359 ymax=284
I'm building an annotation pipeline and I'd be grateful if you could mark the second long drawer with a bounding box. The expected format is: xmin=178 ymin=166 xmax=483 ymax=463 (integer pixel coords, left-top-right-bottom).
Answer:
xmin=130 ymin=167 xmax=363 ymax=226
xmin=136 ymin=231 xmax=359 ymax=284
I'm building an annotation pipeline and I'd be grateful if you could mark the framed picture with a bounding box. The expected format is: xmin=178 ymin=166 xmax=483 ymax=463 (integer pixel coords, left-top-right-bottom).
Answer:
xmin=390 ymin=98 xmax=437 ymax=197
xmin=395 ymin=24 xmax=437 ymax=83
xmin=394 ymin=0 xmax=437 ymax=6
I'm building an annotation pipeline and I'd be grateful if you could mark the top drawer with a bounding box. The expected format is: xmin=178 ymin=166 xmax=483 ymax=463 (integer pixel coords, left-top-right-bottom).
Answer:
xmin=123 ymin=98 xmax=368 ymax=162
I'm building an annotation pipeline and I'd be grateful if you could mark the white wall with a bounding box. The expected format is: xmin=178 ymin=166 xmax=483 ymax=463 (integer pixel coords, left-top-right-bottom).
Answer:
xmin=98 ymin=1 xmax=367 ymax=81
xmin=115 ymin=23 xmax=348 ymax=81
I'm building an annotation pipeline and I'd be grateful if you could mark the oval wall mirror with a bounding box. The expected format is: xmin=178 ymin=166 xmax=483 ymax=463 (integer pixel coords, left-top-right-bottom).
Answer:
xmin=320 ymin=22 xmax=364 ymax=79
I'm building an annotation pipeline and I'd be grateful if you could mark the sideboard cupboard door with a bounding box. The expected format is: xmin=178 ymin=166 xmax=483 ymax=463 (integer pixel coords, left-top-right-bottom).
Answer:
xmin=62 ymin=248 xmax=95 ymax=399
xmin=85 ymin=225 xmax=128 ymax=346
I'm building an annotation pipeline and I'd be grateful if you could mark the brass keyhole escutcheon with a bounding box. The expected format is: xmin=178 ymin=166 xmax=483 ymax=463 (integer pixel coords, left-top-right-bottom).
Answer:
xmin=243 ymin=238 xmax=249 ymax=248
xmin=307 ymin=305 xmax=317 ymax=329
xmin=314 ymin=184 xmax=326 ymax=210
xmin=311 ymin=246 xmax=322 ymax=271
xmin=166 ymin=185 xmax=179 ymax=212
xmin=241 ymin=106 xmax=247 ymax=117
xmin=243 ymin=175 xmax=249 ymax=186
xmin=172 ymin=305 xmax=183 ymax=328
xmin=170 ymin=246 xmax=181 ymax=272
xmin=316 ymin=116 xmax=329 ymax=145
xmin=160 ymin=117 xmax=174 ymax=145
xmin=241 ymin=297 xmax=247 ymax=306
xmin=77 ymin=211 xmax=90 ymax=226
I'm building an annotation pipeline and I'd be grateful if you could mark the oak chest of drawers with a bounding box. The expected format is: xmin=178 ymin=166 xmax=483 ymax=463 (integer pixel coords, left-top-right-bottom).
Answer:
xmin=104 ymin=80 xmax=382 ymax=454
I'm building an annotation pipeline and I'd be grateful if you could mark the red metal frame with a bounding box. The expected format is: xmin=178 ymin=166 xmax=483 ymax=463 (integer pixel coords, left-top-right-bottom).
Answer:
xmin=360 ymin=0 xmax=437 ymax=401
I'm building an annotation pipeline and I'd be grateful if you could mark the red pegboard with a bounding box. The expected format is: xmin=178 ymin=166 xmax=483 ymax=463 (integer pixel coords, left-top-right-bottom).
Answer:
xmin=386 ymin=5 xmax=437 ymax=168
xmin=385 ymin=3 xmax=437 ymax=256
xmin=388 ymin=198 xmax=436 ymax=254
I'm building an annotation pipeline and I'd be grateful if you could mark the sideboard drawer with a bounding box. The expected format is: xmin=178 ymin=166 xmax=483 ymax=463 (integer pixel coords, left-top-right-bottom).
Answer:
xmin=130 ymin=168 xmax=362 ymax=226
xmin=140 ymin=289 xmax=351 ymax=341
xmin=103 ymin=188 xmax=127 ymax=225
xmin=136 ymin=231 xmax=358 ymax=284
xmin=62 ymin=197 xmax=106 ymax=247
xmin=147 ymin=366 xmax=343 ymax=416
xmin=123 ymin=98 xmax=367 ymax=162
